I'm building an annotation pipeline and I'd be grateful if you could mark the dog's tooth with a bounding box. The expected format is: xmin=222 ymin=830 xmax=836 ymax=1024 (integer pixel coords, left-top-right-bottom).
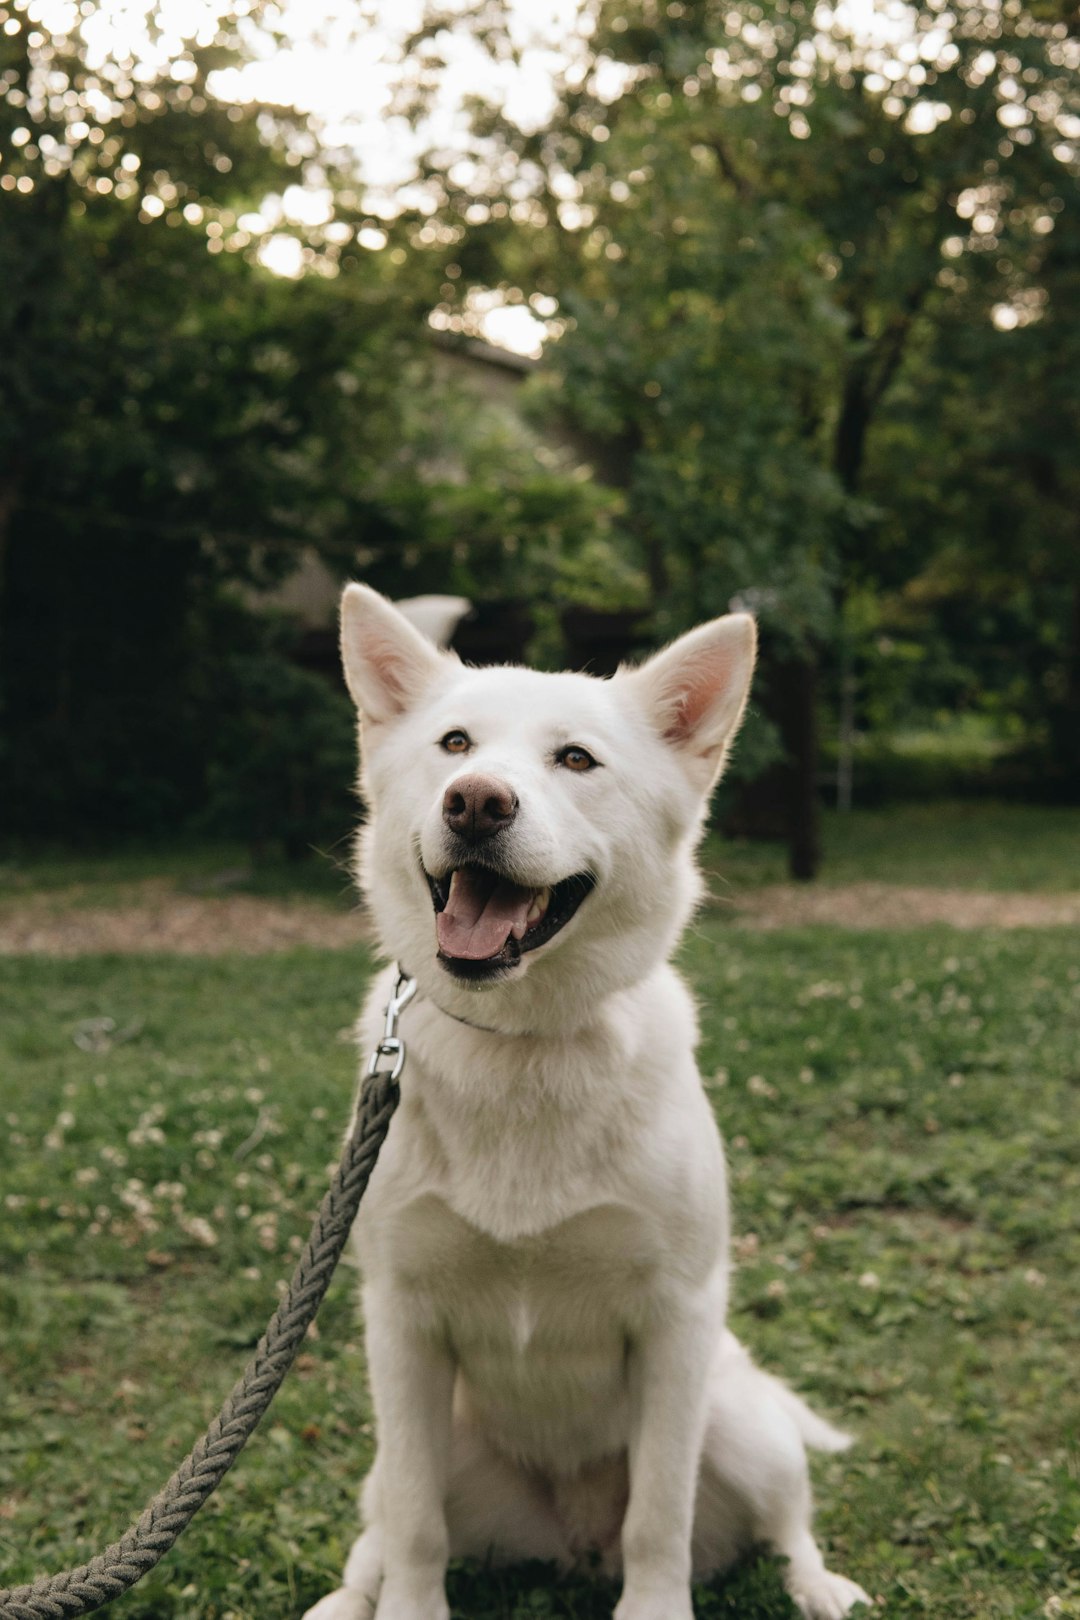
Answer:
xmin=526 ymin=888 xmax=551 ymax=925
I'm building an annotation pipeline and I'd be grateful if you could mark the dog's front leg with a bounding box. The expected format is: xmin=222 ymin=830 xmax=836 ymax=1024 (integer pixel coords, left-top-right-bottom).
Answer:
xmin=364 ymin=1281 xmax=455 ymax=1620
xmin=615 ymin=1287 xmax=721 ymax=1620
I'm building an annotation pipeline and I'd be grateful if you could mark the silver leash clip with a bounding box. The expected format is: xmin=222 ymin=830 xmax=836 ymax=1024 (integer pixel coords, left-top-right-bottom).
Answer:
xmin=365 ymin=966 xmax=418 ymax=1084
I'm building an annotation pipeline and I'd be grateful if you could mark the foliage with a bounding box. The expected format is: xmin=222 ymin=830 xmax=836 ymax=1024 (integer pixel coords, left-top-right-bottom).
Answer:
xmin=1 ymin=918 xmax=1078 ymax=1616
xmin=413 ymin=474 xmax=638 ymax=668
xmin=406 ymin=0 xmax=1080 ymax=799
xmin=858 ymin=192 xmax=1080 ymax=789
xmin=4 ymin=0 xmax=1080 ymax=856
xmin=193 ymin=607 xmax=357 ymax=861
xmin=0 ymin=1 xmax=440 ymax=843
xmin=0 ymin=1 xmax=667 ymax=842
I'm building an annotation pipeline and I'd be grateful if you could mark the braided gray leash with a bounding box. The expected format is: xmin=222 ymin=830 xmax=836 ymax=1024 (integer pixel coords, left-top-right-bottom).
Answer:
xmin=0 ymin=969 xmax=417 ymax=1620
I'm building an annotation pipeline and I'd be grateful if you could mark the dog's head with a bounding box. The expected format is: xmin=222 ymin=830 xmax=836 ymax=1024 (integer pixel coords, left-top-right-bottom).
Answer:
xmin=342 ymin=585 xmax=755 ymax=1030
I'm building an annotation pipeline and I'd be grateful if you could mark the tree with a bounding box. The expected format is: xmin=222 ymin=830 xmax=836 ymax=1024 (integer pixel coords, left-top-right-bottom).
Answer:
xmin=0 ymin=1 xmax=441 ymax=839
xmin=401 ymin=0 xmax=1080 ymax=867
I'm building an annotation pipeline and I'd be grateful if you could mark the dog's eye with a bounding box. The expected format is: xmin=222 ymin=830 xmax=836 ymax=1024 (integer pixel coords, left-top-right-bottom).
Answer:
xmin=557 ymin=745 xmax=599 ymax=772
xmin=440 ymin=730 xmax=472 ymax=754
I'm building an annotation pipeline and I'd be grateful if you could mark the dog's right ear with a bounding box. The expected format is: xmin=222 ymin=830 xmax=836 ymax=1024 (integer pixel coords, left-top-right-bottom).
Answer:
xmin=620 ymin=612 xmax=757 ymax=790
xmin=340 ymin=584 xmax=449 ymax=723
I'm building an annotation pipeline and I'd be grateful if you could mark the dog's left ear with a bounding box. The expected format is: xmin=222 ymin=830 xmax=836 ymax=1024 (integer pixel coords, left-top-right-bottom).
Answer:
xmin=621 ymin=613 xmax=757 ymax=787
xmin=340 ymin=583 xmax=451 ymax=723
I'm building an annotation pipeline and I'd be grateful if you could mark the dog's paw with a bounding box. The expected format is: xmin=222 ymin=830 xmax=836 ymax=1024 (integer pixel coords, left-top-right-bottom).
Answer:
xmin=373 ymin=1599 xmax=449 ymax=1620
xmin=614 ymin=1591 xmax=694 ymax=1620
xmin=788 ymin=1568 xmax=871 ymax=1620
xmin=301 ymin=1588 xmax=377 ymax=1620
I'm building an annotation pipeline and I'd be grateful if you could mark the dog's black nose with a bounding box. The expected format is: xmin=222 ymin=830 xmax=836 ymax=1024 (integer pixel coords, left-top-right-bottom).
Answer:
xmin=443 ymin=774 xmax=519 ymax=843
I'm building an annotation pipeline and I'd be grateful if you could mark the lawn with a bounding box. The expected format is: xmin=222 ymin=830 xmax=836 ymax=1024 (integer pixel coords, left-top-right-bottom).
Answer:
xmin=707 ymin=801 xmax=1080 ymax=893
xmin=0 ymin=839 xmax=354 ymax=911
xmin=1 ymin=922 xmax=1078 ymax=1618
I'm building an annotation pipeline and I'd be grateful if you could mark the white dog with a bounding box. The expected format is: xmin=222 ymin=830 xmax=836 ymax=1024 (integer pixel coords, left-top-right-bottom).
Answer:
xmin=303 ymin=585 xmax=869 ymax=1620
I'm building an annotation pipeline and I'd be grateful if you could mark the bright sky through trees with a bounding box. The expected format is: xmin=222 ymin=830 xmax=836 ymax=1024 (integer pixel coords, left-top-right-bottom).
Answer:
xmin=26 ymin=0 xmax=578 ymax=347
xmin=20 ymin=0 xmax=1080 ymax=351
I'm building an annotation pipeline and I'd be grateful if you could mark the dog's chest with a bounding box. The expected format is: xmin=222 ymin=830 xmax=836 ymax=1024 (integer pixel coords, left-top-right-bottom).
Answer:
xmin=391 ymin=1028 xmax=647 ymax=1240
xmin=393 ymin=1192 xmax=659 ymax=1327
xmin=393 ymin=1194 xmax=660 ymax=1465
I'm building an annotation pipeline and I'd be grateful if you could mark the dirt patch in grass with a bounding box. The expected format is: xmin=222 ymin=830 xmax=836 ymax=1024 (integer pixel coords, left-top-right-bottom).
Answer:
xmin=2 ymin=878 xmax=1079 ymax=954
xmin=0 ymin=891 xmax=369 ymax=955
xmin=713 ymin=881 xmax=1080 ymax=930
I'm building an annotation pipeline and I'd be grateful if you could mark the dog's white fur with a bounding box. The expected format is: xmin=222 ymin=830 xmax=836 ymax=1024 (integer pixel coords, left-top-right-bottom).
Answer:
xmin=303 ymin=586 xmax=869 ymax=1620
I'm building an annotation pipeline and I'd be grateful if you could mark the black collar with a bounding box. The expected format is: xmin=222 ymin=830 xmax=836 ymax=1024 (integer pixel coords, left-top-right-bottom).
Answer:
xmin=398 ymin=964 xmax=514 ymax=1037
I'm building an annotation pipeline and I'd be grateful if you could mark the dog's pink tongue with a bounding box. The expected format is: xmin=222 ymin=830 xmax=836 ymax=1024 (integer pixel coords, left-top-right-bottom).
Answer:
xmin=437 ymin=869 xmax=532 ymax=960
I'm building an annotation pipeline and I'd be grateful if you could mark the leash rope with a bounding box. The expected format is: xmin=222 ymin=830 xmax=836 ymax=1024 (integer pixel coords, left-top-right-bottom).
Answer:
xmin=0 ymin=970 xmax=417 ymax=1620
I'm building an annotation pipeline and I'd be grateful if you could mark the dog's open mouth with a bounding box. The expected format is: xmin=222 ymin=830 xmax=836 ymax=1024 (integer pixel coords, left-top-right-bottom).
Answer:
xmin=425 ymin=865 xmax=594 ymax=979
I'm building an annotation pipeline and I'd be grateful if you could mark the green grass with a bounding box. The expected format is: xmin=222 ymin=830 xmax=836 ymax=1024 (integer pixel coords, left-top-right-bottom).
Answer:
xmin=708 ymin=801 xmax=1080 ymax=892
xmin=0 ymin=839 xmax=356 ymax=909
xmin=1 ymin=928 xmax=1078 ymax=1618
